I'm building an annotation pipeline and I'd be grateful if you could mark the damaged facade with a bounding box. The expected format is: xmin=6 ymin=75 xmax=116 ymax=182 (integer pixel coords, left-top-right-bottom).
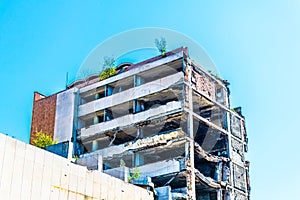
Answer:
xmin=30 ymin=47 xmax=250 ymax=200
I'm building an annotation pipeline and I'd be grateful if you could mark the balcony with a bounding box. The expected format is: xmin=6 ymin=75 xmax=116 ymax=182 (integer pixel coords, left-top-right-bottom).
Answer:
xmin=80 ymin=101 xmax=183 ymax=141
xmin=78 ymin=72 xmax=184 ymax=118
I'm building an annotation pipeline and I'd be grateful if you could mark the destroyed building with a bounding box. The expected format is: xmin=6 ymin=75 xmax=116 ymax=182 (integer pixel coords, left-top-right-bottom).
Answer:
xmin=30 ymin=47 xmax=250 ymax=200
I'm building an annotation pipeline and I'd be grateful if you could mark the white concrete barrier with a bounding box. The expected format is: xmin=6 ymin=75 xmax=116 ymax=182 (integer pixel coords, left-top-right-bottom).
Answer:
xmin=0 ymin=133 xmax=153 ymax=200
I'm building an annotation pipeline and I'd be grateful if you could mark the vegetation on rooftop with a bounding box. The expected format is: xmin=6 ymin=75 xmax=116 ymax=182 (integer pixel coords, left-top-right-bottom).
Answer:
xmin=208 ymin=70 xmax=220 ymax=79
xmin=99 ymin=67 xmax=116 ymax=80
xmin=32 ymin=130 xmax=58 ymax=149
xmin=128 ymin=167 xmax=141 ymax=181
xmin=99 ymin=56 xmax=116 ymax=80
xmin=155 ymin=37 xmax=167 ymax=57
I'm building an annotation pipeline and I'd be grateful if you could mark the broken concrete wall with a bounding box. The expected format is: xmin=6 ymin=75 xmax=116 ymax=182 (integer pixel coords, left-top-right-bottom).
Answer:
xmin=233 ymin=164 xmax=246 ymax=192
xmin=233 ymin=191 xmax=247 ymax=200
xmin=78 ymin=72 xmax=183 ymax=117
xmin=104 ymin=166 xmax=129 ymax=182
xmin=80 ymin=101 xmax=182 ymax=140
xmin=191 ymin=69 xmax=216 ymax=102
xmin=45 ymin=141 xmax=72 ymax=159
xmin=230 ymin=114 xmax=242 ymax=139
xmin=76 ymin=152 xmax=102 ymax=171
xmin=0 ymin=133 xmax=153 ymax=200
xmin=88 ymin=130 xmax=184 ymax=163
xmin=231 ymin=138 xmax=244 ymax=166
xmin=138 ymin=160 xmax=181 ymax=178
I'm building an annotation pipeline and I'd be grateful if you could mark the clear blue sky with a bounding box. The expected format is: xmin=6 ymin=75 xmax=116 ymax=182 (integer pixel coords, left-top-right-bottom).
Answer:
xmin=0 ymin=0 xmax=299 ymax=199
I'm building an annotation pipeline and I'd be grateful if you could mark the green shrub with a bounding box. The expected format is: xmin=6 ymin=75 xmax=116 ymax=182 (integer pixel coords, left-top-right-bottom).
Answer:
xmin=32 ymin=130 xmax=58 ymax=149
xmin=128 ymin=167 xmax=141 ymax=181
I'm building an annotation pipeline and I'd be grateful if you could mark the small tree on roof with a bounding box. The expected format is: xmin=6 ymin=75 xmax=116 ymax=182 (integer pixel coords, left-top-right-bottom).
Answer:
xmin=155 ymin=37 xmax=167 ymax=57
xmin=103 ymin=56 xmax=116 ymax=69
xmin=99 ymin=56 xmax=117 ymax=80
xmin=32 ymin=130 xmax=58 ymax=149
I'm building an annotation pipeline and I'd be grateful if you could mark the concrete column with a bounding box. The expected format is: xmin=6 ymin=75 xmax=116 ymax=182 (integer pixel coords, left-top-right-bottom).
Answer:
xmin=137 ymin=128 xmax=143 ymax=138
xmin=214 ymin=162 xmax=222 ymax=182
xmin=186 ymin=60 xmax=196 ymax=200
xmin=135 ymin=154 xmax=139 ymax=166
xmin=106 ymin=85 xmax=113 ymax=96
xmin=92 ymin=141 xmax=98 ymax=152
xmin=217 ymin=190 xmax=222 ymax=200
xmin=97 ymin=155 xmax=103 ymax=172
xmin=222 ymin=164 xmax=230 ymax=182
xmin=227 ymin=111 xmax=234 ymax=198
xmin=134 ymin=75 xmax=144 ymax=87
xmin=241 ymin=118 xmax=249 ymax=198
xmin=134 ymin=100 xmax=145 ymax=113
xmin=67 ymin=142 xmax=74 ymax=160
xmin=227 ymin=112 xmax=233 ymax=185
xmin=135 ymin=153 xmax=144 ymax=167
xmin=93 ymin=116 xmax=99 ymax=124
xmin=132 ymin=154 xmax=135 ymax=167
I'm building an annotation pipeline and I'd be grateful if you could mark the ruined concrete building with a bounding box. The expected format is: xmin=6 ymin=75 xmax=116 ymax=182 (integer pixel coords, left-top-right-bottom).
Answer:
xmin=30 ymin=47 xmax=250 ymax=200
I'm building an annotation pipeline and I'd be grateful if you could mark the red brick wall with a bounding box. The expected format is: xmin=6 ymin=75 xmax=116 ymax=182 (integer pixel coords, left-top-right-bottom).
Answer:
xmin=30 ymin=92 xmax=57 ymax=144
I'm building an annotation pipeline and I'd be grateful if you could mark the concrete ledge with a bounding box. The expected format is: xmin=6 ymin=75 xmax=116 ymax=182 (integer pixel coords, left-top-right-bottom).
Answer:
xmin=138 ymin=160 xmax=181 ymax=178
xmin=79 ymin=51 xmax=184 ymax=94
xmin=78 ymin=72 xmax=184 ymax=117
xmin=80 ymin=101 xmax=182 ymax=140
xmin=86 ymin=130 xmax=185 ymax=160
xmin=104 ymin=166 xmax=129 ymax=182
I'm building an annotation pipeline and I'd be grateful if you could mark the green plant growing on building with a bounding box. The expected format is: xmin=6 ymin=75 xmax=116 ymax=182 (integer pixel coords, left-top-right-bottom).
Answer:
xmin=99 ymin=67 xmax=116 ymax=80
xmin=208 ymin=70 xmax=220 ymax=79
xmin=32 ymin=130 xmax=58 ymax=149
xmin=155 ymin=37 xmax=167 ymax=57
xmin=231 ymin=108 xmax=237 ymax=113
xmin=128 ymin=167 xmax=141 ymax=181
xmin=99 ymin=56 xmax=116 ymax=80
